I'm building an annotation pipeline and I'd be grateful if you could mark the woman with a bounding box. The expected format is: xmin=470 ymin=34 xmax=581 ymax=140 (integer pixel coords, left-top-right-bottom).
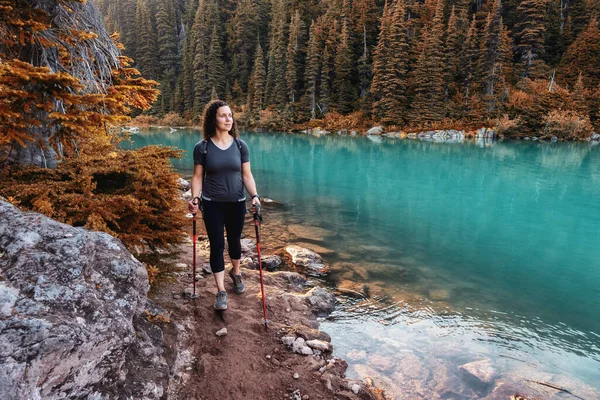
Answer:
xmin=188 ymin=100 xmax=260 ymax=310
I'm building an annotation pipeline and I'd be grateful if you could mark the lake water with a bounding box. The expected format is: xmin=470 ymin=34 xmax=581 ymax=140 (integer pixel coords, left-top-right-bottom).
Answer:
xmin=127 ymin=129 xmax=600 ymax=397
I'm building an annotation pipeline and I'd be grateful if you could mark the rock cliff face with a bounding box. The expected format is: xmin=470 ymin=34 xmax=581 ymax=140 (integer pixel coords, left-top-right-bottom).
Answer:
xmin=0 ymin=200 xmax=149 ymax=399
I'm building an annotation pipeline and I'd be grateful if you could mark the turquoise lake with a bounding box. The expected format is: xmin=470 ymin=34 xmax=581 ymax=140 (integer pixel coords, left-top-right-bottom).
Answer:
xmin=127 ymin=129 xmax=600 ymax=395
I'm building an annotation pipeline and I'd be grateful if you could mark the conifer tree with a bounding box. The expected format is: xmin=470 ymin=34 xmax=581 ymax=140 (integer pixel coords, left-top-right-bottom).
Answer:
xmin=115 ymin=0 xmax=137 ymax=62
xmin=0 ymin=2 xmax=159 ymax=167
xmin=250 ymin=43 xmax=267 ymax=111
xmin=480 ymin=0 xmax=504 ymax=112
xmin=266 ymin=0 xmax=288 ymax=108
xmin=190 ymin=0 xmax=220 ymax=115
xmin=305 ymin=20 xmax=321 ymax=119
xmin=286 ymin=10 xmax=305 ymax=106
xmin=134 ymin=0 xmax=158 ymax=79
xmin=335 ymin=21 xmax=356 ymax=114
xmin=515 ymin=0 xmax=548 ymax=79
xmin=155 ymin=0 xmax=179 ymax=113
xmin=462 ymin=15 xmax=481 ymax=111
xmin=371 ymin=0 xmax=410 ymax=124
xmin=444 ymin=7 xmax=467 ymax=100
xmin=228 ymin=0 xmax=259 ymax=98
xmin=497 ymin=20 xmax=514 ymax=98
xmin=559 ymin=16 xmax=600 ymax=88
xmin=410 ymin=0 xmax=446 ymax=123
xmin=320 ymin=45 xmax=332 ymax=114
xmin=352 ymin=0 xmax=378 ymax=99
xmin=207 ymin=25 xmax=226 ymax=100
xmin=572 ymin=73 xmax=588 ymax=116
xmin=182 ymin=30 xmax=196 ymax=113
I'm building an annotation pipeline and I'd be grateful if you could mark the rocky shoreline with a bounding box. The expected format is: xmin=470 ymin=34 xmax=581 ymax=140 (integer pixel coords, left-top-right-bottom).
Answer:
xmin=127 ymin=123 xmax=600 ymax=144
xmin=0 ymin=197 xmax=384 ymax=399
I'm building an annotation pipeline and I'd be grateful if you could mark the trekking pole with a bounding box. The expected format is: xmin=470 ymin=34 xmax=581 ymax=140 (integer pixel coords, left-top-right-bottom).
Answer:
xmin=253 ymin=203 xmax=268 ymax=329
xmin=190 ymin=198 xmax=200 ymax=299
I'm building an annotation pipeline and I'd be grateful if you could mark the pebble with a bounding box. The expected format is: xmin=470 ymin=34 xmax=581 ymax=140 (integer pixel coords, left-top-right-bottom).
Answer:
xmin=351 ymin=384 xmax=360 ymax=394
xmin=286 ymin=308 xmax=291 ymax=312
xmin=185 ymin=367 xmax=192 ymax=371
xmin=302 ymin=396 xmax=309 ymax=400
xmin=215 ymin=328 xmax=227 ymax=336
xmin=293 ymin=372 xmax=300 ymax=379
xmin=266 ymin=355 xmax=271 ymax=360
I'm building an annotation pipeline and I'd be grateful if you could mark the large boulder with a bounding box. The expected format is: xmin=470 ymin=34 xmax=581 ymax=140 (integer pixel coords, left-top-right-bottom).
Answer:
xmin=0 ymin=200 xmax=149 ymax=399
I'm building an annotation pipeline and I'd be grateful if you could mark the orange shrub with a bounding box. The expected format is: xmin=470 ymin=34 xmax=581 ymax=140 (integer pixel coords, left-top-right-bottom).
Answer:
xmin=160 ymin=112 xmax=189 ymax=127
xmin=543 ymin=110 xmax=593 ymax=139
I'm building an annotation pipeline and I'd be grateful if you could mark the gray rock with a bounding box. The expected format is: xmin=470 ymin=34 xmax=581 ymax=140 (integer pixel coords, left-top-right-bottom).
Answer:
xmin=215 ymin=328 xmax=228 ymax=337
xmin=0 ymin=200 xmax=149 ymax=399
xmin=306 ymin=339 xmax=332 ymax=352
xmin=282 ymin=336 xmax=296 ymax=346
xmin=305 ymin=287 xmax=336 ymax=316
xmin=299 ymin=346 xmax=314 ymax=356
xmin=240 ymin=257 xmax=258 ymax=269
xmin=351 ymin=384 xmax=361 ymax=394
xmin=291 ymin=337 xmax=306 ymax=353
xmin=201 ymin=264 xmax=213 ymax=274
xmin=261 ymin=255 xmax=282 ymax=271
xmin=240 ymin=238 xmax=256 ymax=253
xmin=590 ymin=132 xmax=600 ymax=141
xmin=366 ymin=126 xmax=383 ymax=135
xmin=293 ymin=372 xmax=300 ymax=379
xmin=459 ymin=359 xmax=497 ymax=387
xmin=476 ymin=128 xmax=496 ymax=138
xmin=177 ymin=178 xmax=190 ymax=191
xmin=551 ymin=136 xmax=558 ymax=142
xmin=284 ymin=245 xmax=329 ymax=276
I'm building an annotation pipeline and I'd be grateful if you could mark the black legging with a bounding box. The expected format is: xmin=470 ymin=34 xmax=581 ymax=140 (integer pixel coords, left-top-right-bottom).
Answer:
xmin=202 ymin=200 xmax=246 ymax=273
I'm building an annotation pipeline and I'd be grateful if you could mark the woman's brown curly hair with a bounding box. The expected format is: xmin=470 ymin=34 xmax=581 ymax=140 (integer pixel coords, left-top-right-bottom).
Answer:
xmin=201 ymin=100 xmax=239 ymax=139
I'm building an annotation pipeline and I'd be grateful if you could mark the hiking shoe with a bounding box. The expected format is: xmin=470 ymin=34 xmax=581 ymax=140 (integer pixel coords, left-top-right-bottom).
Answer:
xmin=214 ymin=290 xmax=228 ymax=310
xmin=228 ymin=269 xmax=246 ymax=294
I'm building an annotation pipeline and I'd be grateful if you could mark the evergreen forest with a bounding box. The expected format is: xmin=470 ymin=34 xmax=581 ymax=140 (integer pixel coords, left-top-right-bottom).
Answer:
xmin=96 ymin=0 xmax=600 ymax=138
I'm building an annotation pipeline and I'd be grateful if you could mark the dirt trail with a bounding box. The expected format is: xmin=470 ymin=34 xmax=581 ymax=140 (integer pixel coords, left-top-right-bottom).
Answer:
xmin=144 ymin=210 xmax=383 ymax=400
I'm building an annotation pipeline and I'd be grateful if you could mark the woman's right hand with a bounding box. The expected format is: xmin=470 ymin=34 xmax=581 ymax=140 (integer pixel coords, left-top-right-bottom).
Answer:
xmin=188 ymin=198 xmax=199 ymax=214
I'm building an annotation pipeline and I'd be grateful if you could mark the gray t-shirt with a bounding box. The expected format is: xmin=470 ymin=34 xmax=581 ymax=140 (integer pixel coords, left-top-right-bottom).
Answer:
xmin=193 ymin=138 xmax=250 ymax=202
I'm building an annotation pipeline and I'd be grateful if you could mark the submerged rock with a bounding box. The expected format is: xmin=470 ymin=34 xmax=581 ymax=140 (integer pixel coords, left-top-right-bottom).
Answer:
xmin=459 ymin=359 xmax=497 ymax=388
xmin=0 ymin=200 xmax=149 ymax=399
xmin=305 ymin=287 xmax=336 ymax=316
xmin=284 ymin=245 xmax=329 ymax=276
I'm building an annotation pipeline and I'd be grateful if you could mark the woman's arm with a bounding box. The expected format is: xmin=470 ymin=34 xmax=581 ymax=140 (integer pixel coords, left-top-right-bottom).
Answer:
xmin=188 ymin=164 xmax=203 ymax=213
xmin=242 ymin=162 xmax=260 ymax=208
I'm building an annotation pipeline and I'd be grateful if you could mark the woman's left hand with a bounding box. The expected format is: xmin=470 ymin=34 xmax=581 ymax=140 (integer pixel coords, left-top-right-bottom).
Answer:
xmin=251 ymin=196 xmax=261 ymax=214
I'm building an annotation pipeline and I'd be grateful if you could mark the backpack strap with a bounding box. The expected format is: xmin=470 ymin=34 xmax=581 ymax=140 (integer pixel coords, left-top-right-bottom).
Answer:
xmin=200 ymin=139 xmax=209 ymax=154
xmin=202 ymin=138 xmax=243 ymax=164
xmin=234 ymin=138 xmax=244 ymax=165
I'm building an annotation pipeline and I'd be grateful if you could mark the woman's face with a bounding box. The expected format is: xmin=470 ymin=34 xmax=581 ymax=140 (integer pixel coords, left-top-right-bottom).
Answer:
xmin=215 ymin=106 xmax=233 ymax=133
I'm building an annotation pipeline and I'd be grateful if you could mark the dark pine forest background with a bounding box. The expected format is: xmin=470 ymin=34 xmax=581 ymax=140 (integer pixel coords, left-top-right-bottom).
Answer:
xmin=96 ymin=0 xmax=600 ymax=138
